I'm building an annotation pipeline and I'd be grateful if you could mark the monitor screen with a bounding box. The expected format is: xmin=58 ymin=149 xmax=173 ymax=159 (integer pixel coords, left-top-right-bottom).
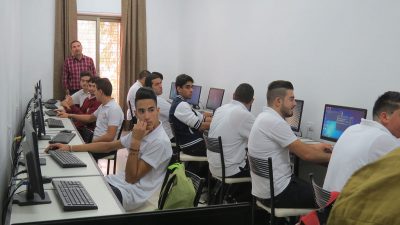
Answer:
xmin=206 ymin=88 xmax=225 ymax=111
xmin=187 ymin=85 xmax=202 ymax=107
xmin=13 ymin=119 xmax=50 ymax=206
xmin=169 ymin=82 xmax=177 ymax=100
xmin=286 ymin=99 xmax=304 ymax=132
xmin=320 ymin=104 xmax=367 ymax=142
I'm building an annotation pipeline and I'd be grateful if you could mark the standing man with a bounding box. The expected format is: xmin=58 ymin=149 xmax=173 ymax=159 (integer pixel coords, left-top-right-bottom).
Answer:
xmin=248 ymin=80 xmax=331 ymax=208
xmin=208 ymin=83 xmax=255 ymax=202
xmin=144 ymin=72 xmax=174 ymax=140
xmin=63 ymin=40 xmax=96 ymax=95
xmin=47 ymin=87 xmax=172 ymax=211
xmin=323 ymin=91 xmax=400 ymax=192
xmin=126 ymin=70 xmax=151 ymax=121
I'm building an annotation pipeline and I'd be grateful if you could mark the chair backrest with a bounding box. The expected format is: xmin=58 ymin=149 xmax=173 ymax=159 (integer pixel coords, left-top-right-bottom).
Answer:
xmin=203 ymin=131 xmax=225 ymax=179
xmin=309 ymin=173 xmax=339 ymax=209
xmin=185 ymin=170 xmax=205 ymax=207
xmin=248 ymin=156 xmax=275 ymax=217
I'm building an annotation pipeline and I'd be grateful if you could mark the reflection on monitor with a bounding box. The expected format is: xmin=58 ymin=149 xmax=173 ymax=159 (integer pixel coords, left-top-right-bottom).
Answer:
xmin=286 ymin=99 xmax=304 ymax=132
xmin=320 ymin=104 xmax=367 ymax=142
xmin=187 ymin=85 xmax=202 ymax=107
xmin=169 ymin=82 xmax=177 ymax=100
xmin=13 ymin=119 xmax=50 ymax=206
xmin=206 ymin=88 xmax=225 ymax=111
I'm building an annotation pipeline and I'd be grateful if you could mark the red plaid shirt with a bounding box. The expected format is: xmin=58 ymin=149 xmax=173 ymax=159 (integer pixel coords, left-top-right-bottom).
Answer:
xmin=67 ymin=96 xmax=101 ymax=130
xmin=62 ymin=55 xmax=97 ymax=90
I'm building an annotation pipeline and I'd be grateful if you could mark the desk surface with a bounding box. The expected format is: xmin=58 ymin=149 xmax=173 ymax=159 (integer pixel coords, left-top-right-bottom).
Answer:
xmin=10 ymin=176 xmax=124 ymax=224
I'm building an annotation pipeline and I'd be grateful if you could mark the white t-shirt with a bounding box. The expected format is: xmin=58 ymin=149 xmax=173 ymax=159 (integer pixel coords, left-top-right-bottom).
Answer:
xmin=126 ymin=80 xmax=142 ymax=120
xmin=208 ymin=100 xmax=255 ymax=177
xmin=323 ymin=119 xmax=400 ymax=192
xmin=93 ymin=99 xmax=124 ymax=140
xmin=157 ymin=96 xmax=173 ymax=139
xmin=105 ymin=123 xmax=172 ymax=211
xmin=248 ymin=106 xmax=297 ymax=199
xmin=71 ymin=89 xmax=89 ymax=107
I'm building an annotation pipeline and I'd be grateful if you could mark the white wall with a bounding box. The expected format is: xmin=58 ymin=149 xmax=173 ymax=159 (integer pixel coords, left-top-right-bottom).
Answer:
xmin=78 ymin=0 xmax=121 ymax=15
xmin=148 ymin=0 xmax=400 ymax=141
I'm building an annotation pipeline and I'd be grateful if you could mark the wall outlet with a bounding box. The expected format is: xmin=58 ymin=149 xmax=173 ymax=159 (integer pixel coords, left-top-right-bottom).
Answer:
xmin=305 ymin=122 xmax=314 ymax=131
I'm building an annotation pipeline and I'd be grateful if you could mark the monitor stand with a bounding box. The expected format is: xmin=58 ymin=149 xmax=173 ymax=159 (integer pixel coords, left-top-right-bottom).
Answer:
xmin=19 ymin=158 xmax=46 ymax=166
xmin=38 ymin=134 xmax=51 ymax=140
xmin=13 ymin=192 xmax=51 ymax=206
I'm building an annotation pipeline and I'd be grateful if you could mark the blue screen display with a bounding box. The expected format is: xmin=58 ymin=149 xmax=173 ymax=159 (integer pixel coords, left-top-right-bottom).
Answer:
xmin=320 ymin=104 xmax=367 ymax=142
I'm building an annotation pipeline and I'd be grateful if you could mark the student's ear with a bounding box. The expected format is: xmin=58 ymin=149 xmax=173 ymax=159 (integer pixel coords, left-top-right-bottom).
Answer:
xmin=379 ymin=111 xmax=391 ymax=126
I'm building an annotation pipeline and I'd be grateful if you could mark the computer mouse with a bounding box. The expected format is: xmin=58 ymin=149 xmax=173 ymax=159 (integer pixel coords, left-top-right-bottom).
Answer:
xmin=60 ymin=130 xmax=72 ymax=133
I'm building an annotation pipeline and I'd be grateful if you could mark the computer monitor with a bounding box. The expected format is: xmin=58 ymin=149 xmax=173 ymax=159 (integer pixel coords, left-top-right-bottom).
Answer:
xmin=187 ymin=85 xmax=202 ymax=107
xmin=13 ymin=119 xmax=51 ymax=206
xmin=169 ymin=82 xmax=177 ymax=100
xmin=34 ymin=98 xmax=50 ymax=140
xmin=206 ymin=88 xmax=225 ymax=111
xmin=320 ymin=104 xmax=367 ymax=142
xmin=286 ymin=99 xmax=304 ymax=132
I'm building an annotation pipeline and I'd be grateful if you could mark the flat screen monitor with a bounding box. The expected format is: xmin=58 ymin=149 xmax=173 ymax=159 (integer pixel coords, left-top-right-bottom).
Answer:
xmin=320 ymin=104 xmax=367 ymax=142
xmin=34 ymin=98 xmax=50 ymax=140
xmin=187 ymin=85 xmax=202 ymax=107
xmin=286 ymin=99 xmax=304 ymax=132
xmin=206 ymin=88 xmax=225 ymax=111
xmin=169 ymin=82 xmax=177 ymax=100
xmin=13 ymin=119 xmax=50 ymax=206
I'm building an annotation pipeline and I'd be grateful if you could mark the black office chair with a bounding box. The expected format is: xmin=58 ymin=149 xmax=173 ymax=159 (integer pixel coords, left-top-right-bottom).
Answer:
xmin=158 ymin=169 xmax=205 ymax=209
xmin=248 ymin=156 xmax=313 ymax=225
xmin=203 ymin=131 xmax=251 ymax=204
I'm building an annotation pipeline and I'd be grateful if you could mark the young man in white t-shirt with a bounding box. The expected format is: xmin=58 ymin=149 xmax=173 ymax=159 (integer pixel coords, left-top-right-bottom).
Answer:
xmin=126 ymin=70 xmax=151 ymax=121
xmin=58 ymin=78 xmax=124 ymax=157
xmin=248 ymin=80 xmax=332 ymax=208
xmin=47 ymin=87 xmax=173 ymax=211
xmin=61 ymin=71 xmax=91 ymax=110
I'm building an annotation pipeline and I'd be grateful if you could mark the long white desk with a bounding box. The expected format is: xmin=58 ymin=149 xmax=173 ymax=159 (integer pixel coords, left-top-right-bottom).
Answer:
xmin=10 ymin=176 xmax=124 ymax=224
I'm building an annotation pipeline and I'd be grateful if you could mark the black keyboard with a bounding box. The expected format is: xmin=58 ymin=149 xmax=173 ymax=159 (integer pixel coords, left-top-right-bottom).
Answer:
xmin=45 ymin=110 xmax=58 ymax=117
xmin=49 ymin=150 xmax=87 ymax=168
xmin=44 ymin=103 xmax=58 ymax=109
xmin=47 ymin=118 xmax=64 ymax=128
xmin=49 ymin=133 xmax=76 ymax=144
xmin=46 ymin=99 xmax=57 ymax=104
xmin=53 ymin=180 xmax=98 ymax=211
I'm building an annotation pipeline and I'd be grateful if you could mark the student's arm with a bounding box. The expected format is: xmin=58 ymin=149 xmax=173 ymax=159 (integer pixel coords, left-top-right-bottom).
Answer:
xmin=288 ymin=140 xmax=332 ymax=163
xmin=45 ymin=140 xmax=123 ymax=153
xmin=125 ymin=121 xmax=153 ymax=184
xmin=175 ymin=102 xmax=209 ymax=131
xmin=57 ymin=112 xmax=97 ymax=123
xmin=92 ymin=125 xmax=118 ymax=143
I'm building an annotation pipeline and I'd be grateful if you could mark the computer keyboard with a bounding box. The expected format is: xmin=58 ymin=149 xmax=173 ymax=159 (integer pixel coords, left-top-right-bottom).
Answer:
xmin=49 ymin=132 xmax=76 ymax=144
xmin=45 ymin=110 xmax=58 ymax=117
xmin=46 ymin=99 xmax=57 ymax=104
xmin=49 ymin=150 xmax=87 ymax=168
xmin=44 ymin=103 xmax=58 ymax=109
xmin=52 ymin=180 xmax=98 ymax=211
xmin=47 ymin=118 xmax=64 ymax=128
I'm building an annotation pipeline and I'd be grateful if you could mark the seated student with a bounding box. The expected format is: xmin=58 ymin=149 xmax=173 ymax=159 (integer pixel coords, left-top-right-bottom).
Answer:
xmin=60 ymin=77 xmax=101 ymax=134
xmin=208 ymin=83 xmax=255 ymax=202
xmin=327 ymin=147 xmax=400 ymax=225
xmin=144 ymin=71 xmax=174 ymax=141
xmin=126 ymin=70 xmax=151 ymax=121
xmin=61 ymin=71 xmax=91 ymax=110
xmin=58 ymin=78 xmax=124 ymax=158
xmin=169 ymin=74 xmax=212 ymax=156
xmin=46 ymin=87 xmax=173 ymax=211
xmin=248 ymin=80 xmax=332 ymax=208
xmin=323 ymin=91 xmax=400 ymax=192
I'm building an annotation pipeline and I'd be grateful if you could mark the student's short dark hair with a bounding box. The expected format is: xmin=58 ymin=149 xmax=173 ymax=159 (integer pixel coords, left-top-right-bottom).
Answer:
xmin=175 ymin=74 xmax=194 ymax=88
xmin=89 ymin=76 xmax=98 ymax=83
xmin=267 ymin=80 xmax=294 ymax=106
xmin=135 ymin=87 xmax=157 ymax=107
xmin=138 ymin=70 xmax=151 ymax=80
xmin=70 ymin=40 xmax=81 ymax=48
xmin=233 ymin=83 xmax=254 ymax=104
xmin=95 ymin=78 xmax=113 ymax=96
xmin=373 ymin=91 xmax=400 ymax=120
xmin=144 ymin=72 xmax=164 ymax=88
xmin=80 ymin=71 xmax=92 ymax=78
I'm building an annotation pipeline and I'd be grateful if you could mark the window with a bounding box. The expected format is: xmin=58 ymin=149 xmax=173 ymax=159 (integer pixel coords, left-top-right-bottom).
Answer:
xmin=78 ymin=16 xmax=121 ymax=104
